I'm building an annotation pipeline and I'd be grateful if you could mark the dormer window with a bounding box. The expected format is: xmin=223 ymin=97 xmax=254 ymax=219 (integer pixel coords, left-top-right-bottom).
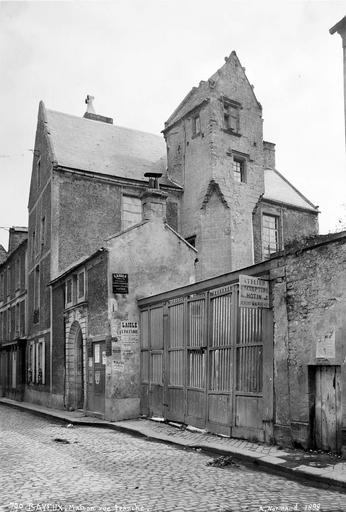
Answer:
xmin=222 ymin=98 xmax=241 ymax=135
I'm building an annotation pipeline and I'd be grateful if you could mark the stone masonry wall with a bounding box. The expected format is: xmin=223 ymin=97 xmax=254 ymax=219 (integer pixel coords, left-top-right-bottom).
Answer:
xmin=253 ymin=201 xmax=319 ymax=263
xmin=165 ymin=53 xmax=265 ymax=279
xmin=271 ymin=234 xmax=346 ymax=449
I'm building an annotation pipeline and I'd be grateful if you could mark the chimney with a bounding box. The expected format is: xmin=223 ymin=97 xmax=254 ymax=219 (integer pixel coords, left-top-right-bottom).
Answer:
xmin=263 ymin=141 xmax=276 ymax=169
xmin=83 ymin=95 xmax=113 ymax=124
xmin=8 ymin=227 xmax=28 ymax=254
xmin=141 ymin=172 xmax=167 ymax=222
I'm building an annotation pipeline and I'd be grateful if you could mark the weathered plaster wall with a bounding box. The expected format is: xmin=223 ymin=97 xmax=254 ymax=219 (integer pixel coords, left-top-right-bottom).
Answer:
xmin=51 ymin=173 xmax=122 ymax=278
xmin=104 ymin=219 xmax=196 ymax=421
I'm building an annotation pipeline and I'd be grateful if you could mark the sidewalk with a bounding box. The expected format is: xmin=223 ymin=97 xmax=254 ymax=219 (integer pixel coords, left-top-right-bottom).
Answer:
xmin=1 ymin=397 xmax=346 ymax=492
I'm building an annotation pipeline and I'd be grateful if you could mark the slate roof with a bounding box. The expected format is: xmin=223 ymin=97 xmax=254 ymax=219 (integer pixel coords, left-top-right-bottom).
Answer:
xmin=44 ymin=106 xmax=176 ymax=187
xmin=263 ymin=169 xmax=318 ymax=212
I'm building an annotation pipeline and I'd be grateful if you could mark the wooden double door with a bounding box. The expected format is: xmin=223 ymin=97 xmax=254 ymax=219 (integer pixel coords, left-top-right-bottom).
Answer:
xmin=140 ymin=284 xmax=272 ymax=440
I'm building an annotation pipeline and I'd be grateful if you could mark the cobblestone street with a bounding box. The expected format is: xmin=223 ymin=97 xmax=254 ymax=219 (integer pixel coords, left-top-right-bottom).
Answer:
xmin=0 ymin=407 xmax=346 ymax=512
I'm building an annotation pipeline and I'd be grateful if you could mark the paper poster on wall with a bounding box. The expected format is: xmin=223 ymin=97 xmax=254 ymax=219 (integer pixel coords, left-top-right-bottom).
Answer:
xmin=94 ymin=344 xmax=100 ymax=363
xmin=88 ymin=357 xmax=93 ymax=368
xmin=113 ymin=360 xmax=125 ymax=372
xmin=102 ymin=351 xmax=107 ymax=365
xmin=120 ymin=321 xmax=139 ymax=345
xmin=122 ymin=349 xmax=134 ymax=360
xmin=95 ymin=371 xmax=101 ymax=385
xmin=106 ymin=361 xmax=112 ymax=376
xmin=316 ymin=330 xmax=336 ymax=359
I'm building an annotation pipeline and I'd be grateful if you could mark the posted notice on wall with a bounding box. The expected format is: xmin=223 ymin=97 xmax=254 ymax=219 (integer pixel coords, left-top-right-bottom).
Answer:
xmin=316 ymin=330 xmax=335 ymax=359
xmin=239 ymin=274 xmax=269 ymax=308
xmin=120 ymin=321 xmax=139 ymax=344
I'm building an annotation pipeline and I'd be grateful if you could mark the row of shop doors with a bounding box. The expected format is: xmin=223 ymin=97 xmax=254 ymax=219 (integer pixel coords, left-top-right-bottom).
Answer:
xmin=140 ymin=284 xmax=273 ymax=440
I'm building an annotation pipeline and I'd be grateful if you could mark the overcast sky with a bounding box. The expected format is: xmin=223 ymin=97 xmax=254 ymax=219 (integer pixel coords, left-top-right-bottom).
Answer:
xmin=0 ymin=0 xmax=345 ymax=250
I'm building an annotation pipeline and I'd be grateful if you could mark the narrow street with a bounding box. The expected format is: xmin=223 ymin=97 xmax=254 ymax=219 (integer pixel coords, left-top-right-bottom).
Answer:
xmin=0 ymin=408 xmax=345 ymax=512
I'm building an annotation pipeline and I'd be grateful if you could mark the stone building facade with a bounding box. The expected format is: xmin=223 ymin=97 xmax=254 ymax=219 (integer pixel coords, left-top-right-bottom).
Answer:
xmin=13 ymin=51 xmax=320 ymax=426
xmin=0 ymin=228 xmax=28 ymax=401
xmin=136 ymin=231 xmax=346 ymax=453
xmin=51 ymin=189 xmax=196 ymax=420
xmin=163 ymin=52 xmax=318 ymax=279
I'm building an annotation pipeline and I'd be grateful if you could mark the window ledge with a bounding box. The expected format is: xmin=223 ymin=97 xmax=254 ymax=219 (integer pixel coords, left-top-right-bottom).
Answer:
xmin=64 ymin=300 xmax=88 ymax=313
xmin=222 ymin=128 xmax=242 ymax=137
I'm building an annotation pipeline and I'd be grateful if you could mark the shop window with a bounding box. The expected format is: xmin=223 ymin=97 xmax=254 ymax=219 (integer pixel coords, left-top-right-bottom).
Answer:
xmin=28 ymin=339 xmax=45 ymax=385
xmin=122 ymin=196 xmax=142 ymax=230
xmin=262 ymin=214 xmax=280 ymax=259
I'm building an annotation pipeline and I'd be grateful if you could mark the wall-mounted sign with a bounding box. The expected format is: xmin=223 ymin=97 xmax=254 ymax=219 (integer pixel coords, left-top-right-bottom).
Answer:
xmin=316 ymin=330 xmax=335 ymax=359
xmin=112 ymin=273 xmax=129 ymax=294
xmin=239 ymin=274 xmax=269 ymax=308
xmin=113 ymin=360 xmax=125 ymax=372
xmin=120 ymin=321 xmax=139 ymax=346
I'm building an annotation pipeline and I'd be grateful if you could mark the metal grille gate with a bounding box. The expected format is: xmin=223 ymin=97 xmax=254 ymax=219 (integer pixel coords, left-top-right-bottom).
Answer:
xmin=140 ymin=282 xmax=272 ymax=440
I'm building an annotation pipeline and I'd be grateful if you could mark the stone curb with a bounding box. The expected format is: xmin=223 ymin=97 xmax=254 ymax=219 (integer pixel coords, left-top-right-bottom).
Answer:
xmin=1 ymin=399 xmax=345 ymax=492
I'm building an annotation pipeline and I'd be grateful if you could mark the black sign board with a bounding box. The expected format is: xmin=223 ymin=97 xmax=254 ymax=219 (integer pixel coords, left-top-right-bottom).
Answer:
xmin=112 ymin=273 xmax=129 ymax=294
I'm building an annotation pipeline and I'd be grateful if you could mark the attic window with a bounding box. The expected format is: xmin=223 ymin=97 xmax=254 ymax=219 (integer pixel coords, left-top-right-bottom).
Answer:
xmin=223 ymin=99 xmax=241 ymax=135
xmin=192 ymin=115 xmax=201 ymax=137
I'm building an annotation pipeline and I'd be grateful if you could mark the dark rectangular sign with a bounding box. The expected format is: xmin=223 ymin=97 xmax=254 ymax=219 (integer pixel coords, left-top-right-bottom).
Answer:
xmin=112 ymin=273 xmax=129 ymax=294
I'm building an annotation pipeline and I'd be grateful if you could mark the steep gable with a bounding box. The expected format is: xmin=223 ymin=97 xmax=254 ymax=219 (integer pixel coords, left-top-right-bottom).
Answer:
xmin=164 ymin=51 xmax=261 ymax=132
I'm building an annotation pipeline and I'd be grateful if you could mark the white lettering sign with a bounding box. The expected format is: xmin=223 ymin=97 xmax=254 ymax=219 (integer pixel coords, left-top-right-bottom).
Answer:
xmin=120 ymin=321 xmax=139 ymax=344
xmin=239 ymin=274 xmax=269 ymax=308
